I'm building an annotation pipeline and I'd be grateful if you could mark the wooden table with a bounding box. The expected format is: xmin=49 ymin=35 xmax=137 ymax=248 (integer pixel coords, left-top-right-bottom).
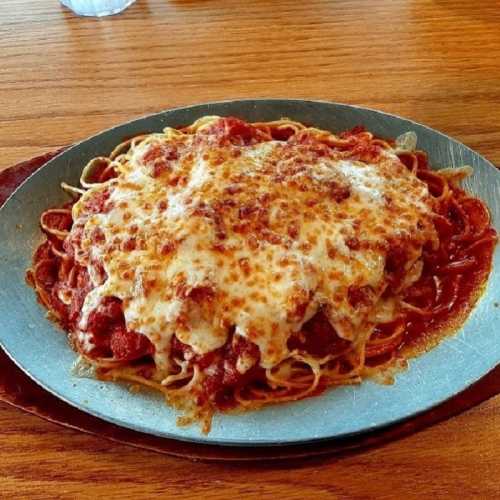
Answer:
xmin=1 ymin=0 xmax=499 ymax=497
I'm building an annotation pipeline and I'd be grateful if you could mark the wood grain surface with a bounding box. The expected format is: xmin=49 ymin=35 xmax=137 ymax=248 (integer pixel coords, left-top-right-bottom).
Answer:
xmin=1 ymin=0 xmax=499 ymax=498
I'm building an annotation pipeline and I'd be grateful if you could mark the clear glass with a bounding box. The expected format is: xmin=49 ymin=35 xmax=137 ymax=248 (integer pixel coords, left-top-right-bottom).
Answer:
xmin=60 ymin=0 xmax=136 ymax=17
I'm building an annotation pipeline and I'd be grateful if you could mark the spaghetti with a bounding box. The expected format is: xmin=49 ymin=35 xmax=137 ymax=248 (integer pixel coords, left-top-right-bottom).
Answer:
xmin=27 ymin=116 xmax=497 ymax=432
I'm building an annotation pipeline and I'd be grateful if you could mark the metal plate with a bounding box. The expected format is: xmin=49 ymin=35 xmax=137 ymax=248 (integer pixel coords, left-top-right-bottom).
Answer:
xmin=0 ymin=99 xmax=498 ymax=446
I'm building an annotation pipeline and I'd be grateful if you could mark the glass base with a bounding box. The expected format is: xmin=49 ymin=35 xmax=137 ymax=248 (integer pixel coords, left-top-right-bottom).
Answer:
xmin=60 ymin=0 xmax=136 ymax=17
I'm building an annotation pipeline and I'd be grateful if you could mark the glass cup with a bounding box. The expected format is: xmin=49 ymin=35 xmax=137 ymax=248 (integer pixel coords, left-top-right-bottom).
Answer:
xmin=60 ymin=0 xmax=137 ymax=17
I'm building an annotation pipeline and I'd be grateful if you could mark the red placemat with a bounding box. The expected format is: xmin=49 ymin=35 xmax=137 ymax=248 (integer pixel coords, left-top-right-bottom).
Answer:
xmin=1 ymin=151 xmax=499 ymax=461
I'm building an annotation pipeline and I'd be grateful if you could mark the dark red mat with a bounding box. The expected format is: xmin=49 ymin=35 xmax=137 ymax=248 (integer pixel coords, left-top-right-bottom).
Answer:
xmin=1 ymin=151 xmax=498 ymax=461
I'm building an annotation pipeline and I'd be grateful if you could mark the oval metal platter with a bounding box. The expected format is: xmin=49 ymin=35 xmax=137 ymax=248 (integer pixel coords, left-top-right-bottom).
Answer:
xmin=0 ymin=100 xmax=498 ymax=446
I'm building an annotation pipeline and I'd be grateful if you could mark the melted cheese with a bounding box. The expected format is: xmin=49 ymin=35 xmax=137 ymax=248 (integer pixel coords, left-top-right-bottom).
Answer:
xmin=72 ymin=118 xmax=436 ymax=370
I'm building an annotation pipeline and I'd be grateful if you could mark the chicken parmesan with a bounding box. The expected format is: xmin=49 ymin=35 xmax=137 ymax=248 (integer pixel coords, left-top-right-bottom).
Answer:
xmin=27 ymin=116 xmax=497 ymax=432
